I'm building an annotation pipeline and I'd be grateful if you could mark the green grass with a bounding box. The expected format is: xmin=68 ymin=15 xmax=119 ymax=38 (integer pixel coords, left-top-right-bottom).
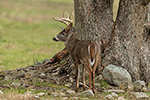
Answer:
xmin=0 ymin=0 xmax=74 ymax=71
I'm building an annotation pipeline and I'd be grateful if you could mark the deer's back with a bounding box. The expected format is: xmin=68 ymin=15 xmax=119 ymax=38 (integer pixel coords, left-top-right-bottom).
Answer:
xmin=70 ymin=40 xmax=99 ymax=64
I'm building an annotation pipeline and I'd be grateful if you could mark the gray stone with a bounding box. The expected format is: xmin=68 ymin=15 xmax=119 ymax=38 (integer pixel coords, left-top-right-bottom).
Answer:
xmin=104 ymin=94 xmax=114 ymax=100
xmin=65 ymin=83 xmax=72 ymax=87
xmin=23 ymin=91 xmax=34 ymax=98
xmin=118 ymin=96 xmax=126 ymax=100
xmin=102 ymin=64 xmax=132 ymax=86
xmin=12 ymin=82 xmax=21 ymax=87
xmin=130 ymin=92 xmax=149 ymax=99
xmin=69 ymin=77 xmax=74 ymax=83
xmin=4 ymin=75 xmax=14 ymax=81
xmin=43 ymin=58 xmax=50 ymax=63
xmin=17 ymin=70 xmax=26 ymax=78
xmin=142 ymin=87 xmax=147 ymax=92
xmin=34 ymin=95 xmax=39 ymax=99
xmin=111 ymin=92 xmax=118 ymax=98
xmin=71 ymin=97 xmax=78 ymax=100
xmin=80 ymin=90 xmax=94 ymax=97
xmin=36 ymin=92 xmax=47 ymax=96
xmin=51 ymin=92 xmax=58 ymax=97
xmin=133 ymin=80 xmax=146 ymax=92
xmin=62 ymin=97 xmax=69 ymax=100
xmin=105 ymin=89 xmax=125 ymax=93
xmin=0 ymin=90 xmax=4 ymax=94
xmin=35 ymin=61 xmax=42 ymax=65
xmin=126 ymin=84 xmax=134 ymax=92
xmin=39 ymin=73 xmax=46 ymax=79
xmin=60 ymin=92 xmax=66 ymax=96
xmin=66 ymin=89 xmax=75 ymax=94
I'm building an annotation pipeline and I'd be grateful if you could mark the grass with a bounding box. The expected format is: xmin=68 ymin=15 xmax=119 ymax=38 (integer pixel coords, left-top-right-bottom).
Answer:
xmin=0 ymin=0 xmax=74 ymax=71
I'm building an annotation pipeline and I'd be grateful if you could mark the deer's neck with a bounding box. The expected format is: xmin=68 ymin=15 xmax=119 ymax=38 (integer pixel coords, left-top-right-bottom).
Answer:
xmin=65 ymin=34 xmax=79 ymax=53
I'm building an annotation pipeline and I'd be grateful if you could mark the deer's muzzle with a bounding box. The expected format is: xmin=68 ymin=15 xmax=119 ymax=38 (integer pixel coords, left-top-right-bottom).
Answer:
xmin=53 ymin=37 xmax=59 ymax=41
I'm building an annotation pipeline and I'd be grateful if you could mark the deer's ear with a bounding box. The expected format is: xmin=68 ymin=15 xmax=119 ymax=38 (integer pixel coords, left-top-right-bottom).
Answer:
xmin=65 ymin=23 xmax=72 ymax=32
xmin=61 ymin=27 xmax=64 ymax=31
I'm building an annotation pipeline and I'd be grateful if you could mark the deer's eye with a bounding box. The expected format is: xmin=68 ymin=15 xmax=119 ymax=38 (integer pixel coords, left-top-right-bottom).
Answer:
xmin=62 ymin=33 xmax=65 ymax=35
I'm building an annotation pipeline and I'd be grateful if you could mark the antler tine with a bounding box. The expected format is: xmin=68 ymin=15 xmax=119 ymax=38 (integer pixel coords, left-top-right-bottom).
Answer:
xmin=53 ymin=12 xmax=73 ymax=26
xmin=65 ymin=11 xmax=69 ymax=19
xmin=53 ymin=17 xmax=69 ymax=26
xmin=61 ymin=12 xmax=73 ymax=24
xmin=69 ymin=12 xmax=74 ymax=21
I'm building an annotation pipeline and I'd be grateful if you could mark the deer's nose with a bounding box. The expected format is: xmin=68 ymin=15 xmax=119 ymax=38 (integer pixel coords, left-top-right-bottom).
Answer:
xmin=53 ymin=37 xmax=58 ymax=41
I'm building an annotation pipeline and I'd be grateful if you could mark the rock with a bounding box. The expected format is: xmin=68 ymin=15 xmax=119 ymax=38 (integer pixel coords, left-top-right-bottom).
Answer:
xmin=133 ymin=80 xmax=146 ymax=92
xmin=34 ymin=95 xmax=39 ymax=99
xmin=104 ymin=94 xmax=114 ymax=100
xmin=111 ymin=92 xmax=118 ymax=98
xmin=24 ymin=91 xmax=34 ymax=98
xmin=35 ymin=61 xmax=42 ymax=65
xmin=141 ymin=87 xmax=147 ymax=92
xmin=4 ymin=75 xmax=14 ymax=81
xmin=79 ymin=82 xmax=88 ymax=88
xmin=12 ymin=82 xmax=21 ymax=87
xmin=126 ymin=84 xmax=134 ymax=92
xmin=105 ymin=89 xmax=125 ymax=93
xmin=43 ymin=58 xmax=50 ymax=63
xmin=52 ymin=67 xmax=60 ymax=76
xmin=51 ymin=92 xmax=58 ymax=97
xmin=17 ymin=70 xmax=26 ymax=78
xmin=69 ymin=77 xmax=74 ymax=83
xmin=95 ymin=75 xmax=103 ymax=82
xmin=130 ymin=92 xmax=149 ymax=99
xmin=102 ymin=64 xmax=132 ymax=87
xmin=62 ymin=97 xmax=69 ymax=100
xmin=80 ymin=90 xmax=94 ymax=97
xmin=66 ymin=89 xmax=75 ymax=94
xmin=94 ymin=83 xmax=101 ymax=87
xmin=39 ymin=73 xmax=46 ymax=79
xmin=0 ymin=90 xmax=4 ymax=94
xmin=36 ymin=92 xmax=46 ymax=96
xmin=118 ymin=96 xmax=126 ymax=100
xmin=65 ymin=83 xmax=72 ymax=87
xmin=71 ymin=97 xmax=79 ymax=100
xmin=60 ymin=92 xmax=66 ymax=96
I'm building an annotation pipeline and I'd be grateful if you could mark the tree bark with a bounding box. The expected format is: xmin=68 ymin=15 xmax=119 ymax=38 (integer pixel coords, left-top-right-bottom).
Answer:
xmin=74 ymin=0 xmax=150 ymax=85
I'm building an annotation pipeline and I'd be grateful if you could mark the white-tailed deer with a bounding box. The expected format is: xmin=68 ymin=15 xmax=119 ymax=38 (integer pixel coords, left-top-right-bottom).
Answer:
xmin=52 ymin=12 xmax=100 ymax=94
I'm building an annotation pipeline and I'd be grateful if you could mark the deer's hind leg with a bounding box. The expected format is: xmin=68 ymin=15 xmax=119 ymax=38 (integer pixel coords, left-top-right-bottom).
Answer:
xmin=91 ymin=56 xmax=99 ymax=94
xmin=84 ymin=63 xmax=93 ymax=91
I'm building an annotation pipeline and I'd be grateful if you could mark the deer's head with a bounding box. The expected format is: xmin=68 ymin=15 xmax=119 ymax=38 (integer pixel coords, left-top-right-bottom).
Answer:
xmin=53 ymin=12 xmax=73 ymax=42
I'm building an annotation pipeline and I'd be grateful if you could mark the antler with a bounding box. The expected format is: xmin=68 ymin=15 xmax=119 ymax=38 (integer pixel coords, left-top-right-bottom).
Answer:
xmin=53 ymin=12 xmax=73 ymax=26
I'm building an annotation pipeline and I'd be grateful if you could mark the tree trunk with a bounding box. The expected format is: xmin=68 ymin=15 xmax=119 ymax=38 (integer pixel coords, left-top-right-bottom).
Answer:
xmin=74 ymin=0 xmax=150 ymax=85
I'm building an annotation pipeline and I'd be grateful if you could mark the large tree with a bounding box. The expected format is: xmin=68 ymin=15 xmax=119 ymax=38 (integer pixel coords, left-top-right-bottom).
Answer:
xmin=47 ymin=0 xmax=150 ymax=85
xmin=74 ymin=0 xmax=150 ymax=85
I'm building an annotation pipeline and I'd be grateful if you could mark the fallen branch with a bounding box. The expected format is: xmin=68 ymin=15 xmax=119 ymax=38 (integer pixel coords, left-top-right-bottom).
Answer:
xmin=44 ymin=48 xmax=69 ymax=65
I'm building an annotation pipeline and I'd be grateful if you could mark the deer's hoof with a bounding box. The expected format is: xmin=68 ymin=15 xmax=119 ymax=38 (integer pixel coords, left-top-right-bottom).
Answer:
xmin=75 ymin=87 xmax=79 ymax=92
xmin=83 ymin=86 xmax=86 ymax=91
xmin=92 ymin=89 xmax=95 ymax=94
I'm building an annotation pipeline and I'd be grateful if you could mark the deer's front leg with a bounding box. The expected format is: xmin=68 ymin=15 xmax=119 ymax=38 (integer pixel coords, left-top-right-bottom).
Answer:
xmin=82 ymin=66 xmax=86 ymax=90
xmin=75 ymin=62 xmax=79 ymax=92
